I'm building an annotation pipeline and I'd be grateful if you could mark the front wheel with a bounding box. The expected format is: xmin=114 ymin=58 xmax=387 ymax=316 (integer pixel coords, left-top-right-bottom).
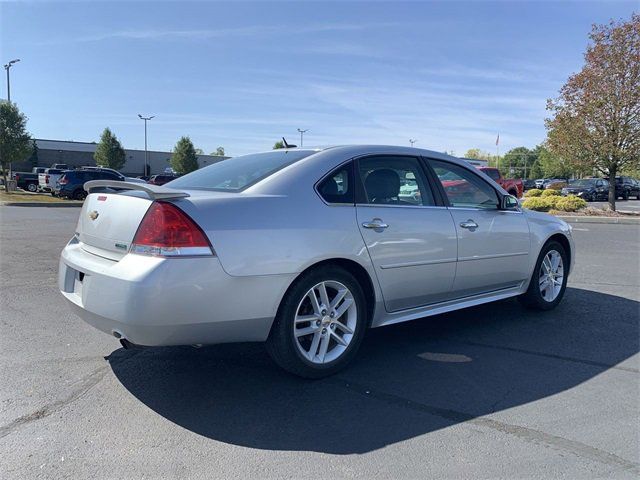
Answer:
xmin=266 ymin=265 xmax=368 ymax=378
xmin=518 ymin=241 xmax=568 ymax=310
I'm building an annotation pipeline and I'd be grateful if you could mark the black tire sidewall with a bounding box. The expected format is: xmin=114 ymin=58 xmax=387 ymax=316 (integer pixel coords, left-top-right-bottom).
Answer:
xmin=267 ymin=265 xmax=368 ymax=378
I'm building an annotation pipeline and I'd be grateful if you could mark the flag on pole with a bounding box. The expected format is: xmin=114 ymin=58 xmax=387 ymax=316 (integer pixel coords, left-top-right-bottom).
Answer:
xmin=495 ymin=134 xmax=500 ymax=146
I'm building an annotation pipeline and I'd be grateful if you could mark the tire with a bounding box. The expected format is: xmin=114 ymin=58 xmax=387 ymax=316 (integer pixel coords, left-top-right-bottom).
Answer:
xmin=72 ymin=189 xmax=87 ymax=200
xmin=27 ymin=183 xmax=37 ymax=192
xmin=518 ymin=240 xmax=568 ymax=311
xmin=266 ymin=265 xmax=368 ymax=378
xmin=622 ymin=191 xmax=629 ymax=201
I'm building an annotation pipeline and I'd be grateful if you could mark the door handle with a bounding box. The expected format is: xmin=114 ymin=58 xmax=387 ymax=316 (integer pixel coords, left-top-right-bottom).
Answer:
xmin=362 ymin=219 xmax=389 ymax=229
xmin=459 ymin=220 xmax=478 ymax=229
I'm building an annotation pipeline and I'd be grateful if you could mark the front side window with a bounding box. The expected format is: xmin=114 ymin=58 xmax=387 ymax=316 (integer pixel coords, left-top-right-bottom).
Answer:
xmin=358 ymin=156 xmax=435 ymax=206
xmin=430 ymin=160 xmax=499 ymax=209
xmin=318 ymin=163 xmax=354 ymax=204
xmin=168 ymin=150 xmax=315 ymax=192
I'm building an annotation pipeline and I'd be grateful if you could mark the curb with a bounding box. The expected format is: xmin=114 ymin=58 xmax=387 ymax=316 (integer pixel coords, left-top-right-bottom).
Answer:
xmin=556 ymin=215 xmax=640 ymax=225
xmin=0 ymin=201 xmax=83 ymax=208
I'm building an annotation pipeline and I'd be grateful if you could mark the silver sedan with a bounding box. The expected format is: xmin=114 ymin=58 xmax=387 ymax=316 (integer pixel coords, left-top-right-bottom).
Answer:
xmin=59 ymin=146 xmax=573 ymax=378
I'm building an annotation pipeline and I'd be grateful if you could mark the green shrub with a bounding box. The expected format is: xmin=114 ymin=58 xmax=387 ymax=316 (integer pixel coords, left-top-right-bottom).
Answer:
xmin=524 ymin=188 xmax=542 ymax=197
xmin=554 ymin=195 xmax=587 ymax=212
xmin=522 ymin=196 xmax=560 ymax=211
xmin=541 ymin=188 xmax=561 ymax=197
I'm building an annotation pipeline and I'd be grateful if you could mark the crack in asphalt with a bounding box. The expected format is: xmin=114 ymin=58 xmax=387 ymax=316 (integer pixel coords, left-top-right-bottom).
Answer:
xmin=0 ymin=364 xmax=109 ymax=440
xmin=454 ymin=340 xmax=639 ymax=373
xmin=0 ymin=352 xmax=140 ymax=440
xmin=330 ymin=377 xmax=640 ymax=475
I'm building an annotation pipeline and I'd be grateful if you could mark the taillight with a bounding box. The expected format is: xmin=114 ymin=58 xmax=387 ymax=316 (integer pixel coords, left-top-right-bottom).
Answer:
xmin=131 ymin=202 xmax=214 ymax=257
xmin=45 ymin=174 xmax=50 ymax=184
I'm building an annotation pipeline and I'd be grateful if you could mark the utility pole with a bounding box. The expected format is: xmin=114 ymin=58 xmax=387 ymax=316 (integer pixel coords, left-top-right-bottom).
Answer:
xmin=4 ymin=59 xmax=20 ymax=102
xmin=297 ymin=128 xmax=308 ymax=147
xmin=409 ymin=139 xmax=417 ymax=147
xmin=138 ymin=114 xmax=155 ymax=176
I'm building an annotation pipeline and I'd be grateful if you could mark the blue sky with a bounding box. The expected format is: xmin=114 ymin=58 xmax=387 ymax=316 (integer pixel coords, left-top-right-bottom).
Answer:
xmin=1 ymin=1 xmax=637 ymax=156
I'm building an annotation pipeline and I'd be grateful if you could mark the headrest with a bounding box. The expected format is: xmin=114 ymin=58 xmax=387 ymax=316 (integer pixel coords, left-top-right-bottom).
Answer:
xmin=365 ymin=169 xmax=400 ymax=202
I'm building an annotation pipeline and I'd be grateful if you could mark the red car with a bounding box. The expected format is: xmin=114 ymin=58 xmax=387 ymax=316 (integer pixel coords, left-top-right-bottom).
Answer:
xmin=477 ymin=167 xmax=524 ymax=198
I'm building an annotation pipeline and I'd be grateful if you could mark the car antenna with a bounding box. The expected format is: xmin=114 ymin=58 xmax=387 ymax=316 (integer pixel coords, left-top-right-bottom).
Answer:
xmin=282 ymin=137 xmax=297 ymax=148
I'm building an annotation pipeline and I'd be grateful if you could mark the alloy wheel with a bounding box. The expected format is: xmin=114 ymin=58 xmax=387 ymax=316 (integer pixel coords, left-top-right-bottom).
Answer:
xmin=293 ymin=280 xmax=357 ymax=364
xmin=538 ymin=250 xmax=564 ymax=302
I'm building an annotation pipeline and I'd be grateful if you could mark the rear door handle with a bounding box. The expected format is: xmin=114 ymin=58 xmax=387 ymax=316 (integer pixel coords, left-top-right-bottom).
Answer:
xmin=459 ymin=220 xmax=478 ymax=229
xmin=362 ymin=219 xmax=389 ymax=229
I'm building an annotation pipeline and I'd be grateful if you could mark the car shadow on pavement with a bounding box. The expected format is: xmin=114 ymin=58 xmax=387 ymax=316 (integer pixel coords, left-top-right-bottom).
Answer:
xmin=108 ymin=287 xmax=639 ymax=454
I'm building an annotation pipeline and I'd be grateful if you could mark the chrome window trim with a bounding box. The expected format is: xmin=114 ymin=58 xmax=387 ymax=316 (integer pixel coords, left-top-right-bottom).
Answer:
xmin=447 ymin=206 xmax=523 ymax=214
xmin=355 ymin=203 xmax=449 ymax=211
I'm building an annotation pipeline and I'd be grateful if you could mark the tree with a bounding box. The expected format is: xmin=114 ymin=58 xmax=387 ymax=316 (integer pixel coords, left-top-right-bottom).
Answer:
xmin=194 ymin=148 xmax=204 ymax=155
xmin=28 ymin=138 xmax=39 ymax=168
xmin=546 ymin=14 xmax=640 ymax=210
xmin=171 ymin=136 xmax=199 ymax=174
xmin=212 ymin=146 xmax=225 ymax=156
xmin=537 ymin=144 xmax=576 ymax=178
xmin=463 ymin=148 xmax=491 ymax=160
xmin=273 ymin=140 xmax=285 ymax=149
xmin=0 ymin=101 xmax=32 ymax=192
xmin=94 ymin=128 xmax=126 ymax=170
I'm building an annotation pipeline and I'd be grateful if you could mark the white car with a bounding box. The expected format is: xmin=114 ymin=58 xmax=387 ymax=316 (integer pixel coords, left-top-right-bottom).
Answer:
xmin=59 ymin=146 xmax=573 ymax=377
xmin=38 ymin=168 xmax=64 ymax=193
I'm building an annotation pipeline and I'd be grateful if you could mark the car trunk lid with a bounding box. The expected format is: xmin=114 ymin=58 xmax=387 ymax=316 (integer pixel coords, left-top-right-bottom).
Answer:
xmin=77 ymin=181 xmax=191 ymax=261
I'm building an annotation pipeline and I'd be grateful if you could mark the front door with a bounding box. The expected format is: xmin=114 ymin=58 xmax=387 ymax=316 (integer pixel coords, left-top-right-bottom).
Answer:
xmin=355 ymin=155 xmax=458 ymax=312
xmin=428 ymin=159 xmax=531 ymax=298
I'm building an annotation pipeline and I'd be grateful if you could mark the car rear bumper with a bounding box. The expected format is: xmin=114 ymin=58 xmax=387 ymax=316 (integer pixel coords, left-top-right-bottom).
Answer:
xmin=59 ymin=241 xmax=295 ymax=346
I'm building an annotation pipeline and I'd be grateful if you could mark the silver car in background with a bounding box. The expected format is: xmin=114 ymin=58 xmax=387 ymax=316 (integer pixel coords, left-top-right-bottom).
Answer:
xmin=59 ymin=146 xmax=573 ymax=378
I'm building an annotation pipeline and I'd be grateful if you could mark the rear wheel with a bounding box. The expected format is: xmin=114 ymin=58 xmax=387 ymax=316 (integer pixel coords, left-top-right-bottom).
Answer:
xmin=72 ymin=189 xmax=87 ymax=200
xmin=266 ymin=265 xmax=368 ymax=378
xmin=27 ymin=183 xmax=37 ymax=192
xmin=518 ymin=240 xmax=568 ymax=311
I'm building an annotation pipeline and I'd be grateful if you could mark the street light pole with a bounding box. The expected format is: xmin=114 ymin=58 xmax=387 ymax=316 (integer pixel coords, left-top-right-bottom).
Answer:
xmin=138 ymin=114 xmax=155 ymax=176
xmin=409 ymin=138 xmax=417 ymax=147
xmin=297 ymin=128 xmax=308 ymax=147
xmin=3 ymin=59 xmax=20 ymax=102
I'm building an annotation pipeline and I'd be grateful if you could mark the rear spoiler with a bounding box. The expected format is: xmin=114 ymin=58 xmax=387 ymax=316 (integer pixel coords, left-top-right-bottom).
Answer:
xmin=83 ymin=180 xmax=190 ymax=200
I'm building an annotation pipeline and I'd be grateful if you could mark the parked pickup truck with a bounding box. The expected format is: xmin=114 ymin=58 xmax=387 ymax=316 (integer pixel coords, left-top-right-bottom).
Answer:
xmin=38 ymin=168 xmax=65 ymax=193
xmin=476 ymin=167 xmax=524 ymax=198
xmin=13 ymin=172 xmax=40 ymax=192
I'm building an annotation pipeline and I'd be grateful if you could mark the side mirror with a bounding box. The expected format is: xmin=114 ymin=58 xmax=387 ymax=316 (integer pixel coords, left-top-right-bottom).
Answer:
xmin=500 ymin=194 xmax=519 ymax=210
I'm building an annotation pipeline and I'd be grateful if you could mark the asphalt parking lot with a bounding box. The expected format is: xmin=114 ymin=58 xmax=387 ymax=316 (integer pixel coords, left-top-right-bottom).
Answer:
xmin=589 ymin=199 xmax=640 ymax=213
xmin=1 ymin=206 xmax=639 ymax=479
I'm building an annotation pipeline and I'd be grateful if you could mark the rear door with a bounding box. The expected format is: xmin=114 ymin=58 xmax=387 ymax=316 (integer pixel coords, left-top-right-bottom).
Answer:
xmin=355 ymin=155 xmax=458 ymax=312
xmin=428 ymin=159 xmax=531 ymax=298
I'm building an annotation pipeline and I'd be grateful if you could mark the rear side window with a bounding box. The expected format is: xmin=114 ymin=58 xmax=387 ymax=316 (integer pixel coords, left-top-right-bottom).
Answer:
xmin=357 ymin=156 xmax=435 ymax=206
xmin=167 ymin=150 xmax=315 ymax=192
xmin=318 ymin=163 xmax=354 ymax=204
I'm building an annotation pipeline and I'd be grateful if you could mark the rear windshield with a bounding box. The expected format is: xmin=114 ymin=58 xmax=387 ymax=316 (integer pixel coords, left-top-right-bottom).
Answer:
xmin=569 ymin=179 xmax=596 ymax=187
xmin=167 ymin=150 xmax=316 ymax=192
xmin=481 ymin=168 xmax=500 ymax=181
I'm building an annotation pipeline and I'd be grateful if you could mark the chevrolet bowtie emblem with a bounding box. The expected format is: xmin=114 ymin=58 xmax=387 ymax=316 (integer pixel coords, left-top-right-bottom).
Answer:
xmin=89 ymin=210 xmax=99 ymax=220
